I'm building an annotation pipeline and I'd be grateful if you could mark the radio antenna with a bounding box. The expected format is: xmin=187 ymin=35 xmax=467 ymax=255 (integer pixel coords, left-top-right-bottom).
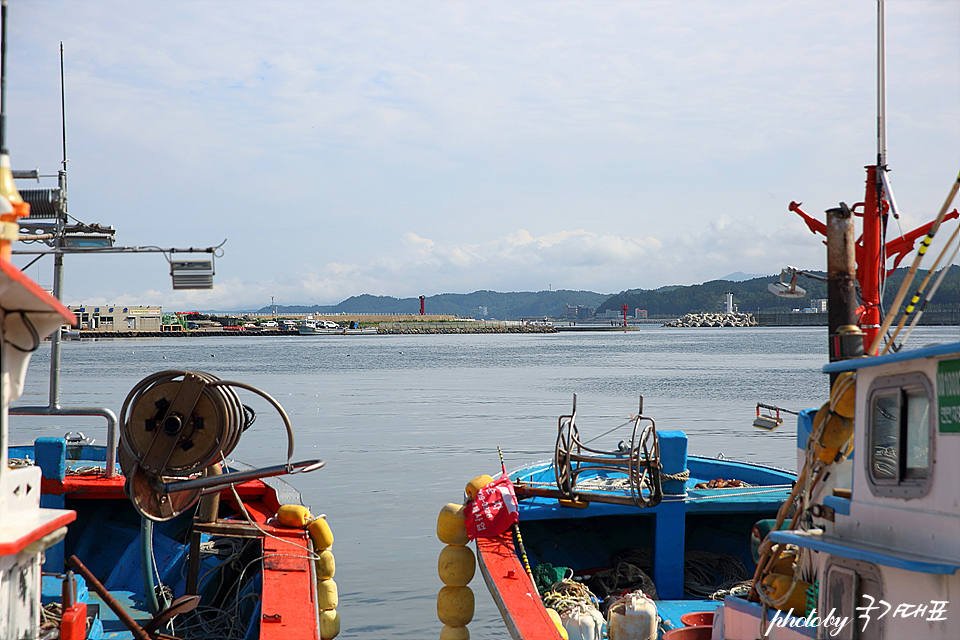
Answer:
xmin=1 ymin=0 xmax=9 ymax=155
xmin=60 ymin=42 xmax=67 ymax=170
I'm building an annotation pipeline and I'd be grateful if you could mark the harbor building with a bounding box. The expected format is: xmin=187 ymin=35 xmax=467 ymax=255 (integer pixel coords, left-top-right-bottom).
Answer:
xmin=68 ymin=305 xmax=162 ymax=331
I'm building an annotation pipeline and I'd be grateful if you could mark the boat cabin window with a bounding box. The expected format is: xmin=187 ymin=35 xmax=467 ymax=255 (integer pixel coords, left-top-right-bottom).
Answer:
xmin=867 ymin=372 xmax=934 ymax=498
xmin=821 ymin=557 xmax=884 ymax=640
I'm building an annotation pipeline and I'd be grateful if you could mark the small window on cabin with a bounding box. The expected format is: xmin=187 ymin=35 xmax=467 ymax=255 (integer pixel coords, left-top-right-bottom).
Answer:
xmin=821 ymin=558 xmax=885 ymax=640
xmin=867 ymin=373 xmax=933 ymax=497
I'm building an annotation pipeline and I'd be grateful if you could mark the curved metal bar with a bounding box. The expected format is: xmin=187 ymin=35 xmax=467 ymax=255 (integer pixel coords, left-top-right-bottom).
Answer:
xmin=210 ymin=380 xmax=296 ymax=464
xmin=10 ymin=404 xmax=119 ymax=477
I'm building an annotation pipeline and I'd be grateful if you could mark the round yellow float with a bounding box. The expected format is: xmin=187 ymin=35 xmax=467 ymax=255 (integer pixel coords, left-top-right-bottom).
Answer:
xmin=437 ymin=503 xmax=469 ymax=546
xmin=437 ymin=585 xmax=475 ymax=627
xmin=438 ymin=544 xmax=476 ymax=587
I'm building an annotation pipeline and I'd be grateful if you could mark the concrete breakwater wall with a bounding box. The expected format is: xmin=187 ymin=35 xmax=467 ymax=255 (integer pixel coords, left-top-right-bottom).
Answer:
xmin=67 ymin=324 xmax=558 ymax=338
xmin=756 ymin=311 xmax=960 ymax=326
xmin=663 ymin=313 xmax=758 ymax=328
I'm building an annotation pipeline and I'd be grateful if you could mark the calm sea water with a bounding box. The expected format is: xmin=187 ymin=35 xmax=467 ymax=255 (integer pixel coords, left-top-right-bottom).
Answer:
xmin=10 ymin=326 xmax=960 ymax=638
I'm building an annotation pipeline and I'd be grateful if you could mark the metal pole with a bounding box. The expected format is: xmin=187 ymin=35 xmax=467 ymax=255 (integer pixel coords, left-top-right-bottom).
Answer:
xmin=826 ymin=203 xmax=863 ymax=378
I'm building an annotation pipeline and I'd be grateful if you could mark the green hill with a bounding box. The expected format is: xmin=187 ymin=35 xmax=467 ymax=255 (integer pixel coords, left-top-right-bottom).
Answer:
xmin=598 ymin=266 xmax=960 ymax=317
xmin=253 ymin=266 xmax=960 ymax=320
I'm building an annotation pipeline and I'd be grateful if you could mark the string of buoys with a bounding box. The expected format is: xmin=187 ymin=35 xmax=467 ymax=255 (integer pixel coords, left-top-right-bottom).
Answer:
xmin=440 ymin=472 xmax=572 ymax=639
xmin=277 ymin=504 xmax=340 ymax=639
xmin=436 ymin=501 xmax=476 ymax=639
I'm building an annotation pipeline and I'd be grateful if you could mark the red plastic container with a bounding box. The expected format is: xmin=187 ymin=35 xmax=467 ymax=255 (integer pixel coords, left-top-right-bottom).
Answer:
xmin=680 ymin=611 xmax=715 ymax=627
xmin=662 ymin=625 xmax=712 ymax=640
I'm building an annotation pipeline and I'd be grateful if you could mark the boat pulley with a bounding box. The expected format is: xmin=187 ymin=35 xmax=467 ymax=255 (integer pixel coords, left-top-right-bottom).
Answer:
xmin=551 ymin=394 xmax=662 ymax=509
xmin=118 ymin=370 xmax=322 ymax=521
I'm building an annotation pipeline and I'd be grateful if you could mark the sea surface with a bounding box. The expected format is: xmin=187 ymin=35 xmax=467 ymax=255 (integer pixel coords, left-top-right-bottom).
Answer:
xmin=10 ymin=325 xmax=960 ymax=638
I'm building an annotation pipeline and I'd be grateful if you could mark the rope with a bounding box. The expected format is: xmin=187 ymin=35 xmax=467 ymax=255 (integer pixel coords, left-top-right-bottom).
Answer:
xmin=228 ymin=473 xmax=321 ymax=563
xmin=498 ymin=446 xmax=537 ymax=593
xmin=668 ymin=485 xmax=793 ymax=502
xmin=542 ymin=579 xmax=600 ymax=617
xmin=659 ymin=469 xmax=689 ymax=483
xmin=683 ymin=550 xmax=751 ymax=599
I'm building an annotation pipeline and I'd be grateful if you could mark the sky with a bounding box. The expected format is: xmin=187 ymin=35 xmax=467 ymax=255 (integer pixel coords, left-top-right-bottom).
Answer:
xmin=5 ymin=0 xmax=959 ymax=311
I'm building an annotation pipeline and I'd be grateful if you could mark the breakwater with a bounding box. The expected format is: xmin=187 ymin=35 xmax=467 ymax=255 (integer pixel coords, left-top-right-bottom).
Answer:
xmin=755 ymin=311 xmax=960 ymax=326
xmin=66 ymin=324 xmax=558 ymax=338
xmin=663 ymin=313 xmax=758 ymax=327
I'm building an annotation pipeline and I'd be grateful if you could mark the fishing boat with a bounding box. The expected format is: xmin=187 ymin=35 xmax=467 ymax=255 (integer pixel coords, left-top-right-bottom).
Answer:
xmin=0 ymin=8 xmax=340 ymax=639
xmin=297 ymin=319 xmax=343 ymax=335
xmin=449 ymin=3 xmax=960 ymax=639
xmin=297 ymin=319 xmax=377 ymax=335
xmin=1 ymin=265 xmax=338 ymax=640
xmin=465 ymin=398 xmax=797 ymax=640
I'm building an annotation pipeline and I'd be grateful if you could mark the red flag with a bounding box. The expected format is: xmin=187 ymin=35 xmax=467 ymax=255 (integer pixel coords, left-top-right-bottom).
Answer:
xmin=465 ymin=469 xmax=519 ymax=540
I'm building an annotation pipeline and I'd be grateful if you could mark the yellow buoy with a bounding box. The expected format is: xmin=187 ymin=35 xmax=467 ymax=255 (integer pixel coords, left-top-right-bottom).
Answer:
xmin=277 ymin=504 xmax=312 ymax=527
xmin=762 ymin=573 xmax=812 ymax=613
xmin=830 ymin=371 xmax=856 ymax=418
xmin=439 ymin=624 xmax=471 ymax=640
xmin=320 ymin=608 xmax=341 ymax=639
xmin=437 ymin=586 xmax=475 ymax=627
xmin=465 ymin=475 xmax=493 ymax=501
xmin=771 ymin=550 xmax=797 ymax=576
xmin=546 ymin=608 xmax=569 ymax=640
xmin=318 ymin=578 xmax=338 ymax=610
xmin=316 ymin=548 xmax=336 ymax=580
xmin=811 ymin=402 xmax=854 ymax=464
xmin=309 ymin=517 xmax=335 ymax=550
xmin=437 ymin=503 xmax=469 ymax=546
xmin=818 ymin=412 xmax=854 ymax=464
xmin=438 ymin=544 xmax=476 ymax=587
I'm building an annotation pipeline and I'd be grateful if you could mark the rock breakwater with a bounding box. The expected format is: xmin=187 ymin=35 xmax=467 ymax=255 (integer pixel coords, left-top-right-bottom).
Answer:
xmin=378 ymin=324 xmax=556 ymax=334
xmin=663 ymin=313 xmax=757 ymax=328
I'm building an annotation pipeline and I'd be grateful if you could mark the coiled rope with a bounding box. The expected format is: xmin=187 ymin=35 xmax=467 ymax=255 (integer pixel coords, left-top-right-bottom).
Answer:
xmin=542 ymin=579 xmax=600 ymax=617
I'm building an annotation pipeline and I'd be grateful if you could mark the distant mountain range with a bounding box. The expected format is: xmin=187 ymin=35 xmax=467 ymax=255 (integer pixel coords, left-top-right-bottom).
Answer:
xmin=250 ymin=266 xmax=960 ymax=319
xmin=258 ymin=290 xmax=611 ymax=319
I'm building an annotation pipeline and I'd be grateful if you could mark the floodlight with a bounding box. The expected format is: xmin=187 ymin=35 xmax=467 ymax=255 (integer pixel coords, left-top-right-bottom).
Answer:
xmin=171 ymin=259 xmax=215 ymax=289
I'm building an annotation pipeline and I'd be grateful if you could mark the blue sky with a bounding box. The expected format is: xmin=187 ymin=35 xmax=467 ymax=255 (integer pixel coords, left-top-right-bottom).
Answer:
xmin=6 ymin=1 xmax=959 ymax=310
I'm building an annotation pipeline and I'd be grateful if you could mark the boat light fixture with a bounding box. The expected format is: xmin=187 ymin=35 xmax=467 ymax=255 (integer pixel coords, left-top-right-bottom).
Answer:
xmin=171 ymin=258 xmax=215 ymax=289
xmin=753 ymin=403 xmax=798 ymax=431
xmin=752 ymin=414 xmax=783 ymax=431
xmin=769 ymin=268 xmax=806 ymax=298
xmin=62 ymin=223 xmax=116 ymax=248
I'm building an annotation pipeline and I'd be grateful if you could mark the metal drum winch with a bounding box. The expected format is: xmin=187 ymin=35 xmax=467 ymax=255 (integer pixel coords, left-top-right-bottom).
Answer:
xmin=119 ymin=369 xmax=322 ymax=521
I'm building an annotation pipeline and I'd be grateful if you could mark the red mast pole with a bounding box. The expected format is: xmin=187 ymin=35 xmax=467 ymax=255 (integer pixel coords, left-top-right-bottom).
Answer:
xmin=859 ymin=165 xmax=883 ymax=354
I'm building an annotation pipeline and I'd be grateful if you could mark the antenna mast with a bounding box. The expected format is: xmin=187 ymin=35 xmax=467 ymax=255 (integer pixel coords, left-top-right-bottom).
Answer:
xmin=877 ymin=0 xmax=886 ymax=170
xmin=0 ymin=0 xmax=8 ymax=155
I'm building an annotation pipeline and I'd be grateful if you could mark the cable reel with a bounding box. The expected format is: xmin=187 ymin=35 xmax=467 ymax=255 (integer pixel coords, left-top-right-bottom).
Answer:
xmin=119 ymin=370 xmax=322 ymax=522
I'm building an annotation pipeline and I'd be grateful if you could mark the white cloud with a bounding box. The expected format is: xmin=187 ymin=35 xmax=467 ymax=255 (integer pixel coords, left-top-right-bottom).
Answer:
xmin=7 ymin=1 xmax=958 ymax=310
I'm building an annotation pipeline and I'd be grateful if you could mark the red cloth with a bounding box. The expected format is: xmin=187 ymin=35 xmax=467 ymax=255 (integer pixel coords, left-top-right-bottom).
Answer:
xmin=465 ymin=469 xmax=519 ymax=540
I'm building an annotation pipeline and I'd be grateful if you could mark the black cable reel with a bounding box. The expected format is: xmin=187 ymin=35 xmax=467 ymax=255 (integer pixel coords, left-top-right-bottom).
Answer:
xmin=119 ymin=370 xmax=323 ymax=521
